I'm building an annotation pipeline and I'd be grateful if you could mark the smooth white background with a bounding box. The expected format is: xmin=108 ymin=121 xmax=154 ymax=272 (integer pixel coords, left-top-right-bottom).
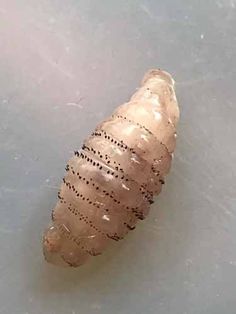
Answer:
xmin=0 ymin=1 xmax=236 ymax=313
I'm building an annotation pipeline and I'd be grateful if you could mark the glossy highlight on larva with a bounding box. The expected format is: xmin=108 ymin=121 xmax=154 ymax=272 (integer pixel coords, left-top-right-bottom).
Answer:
xmin=43 ymin=69 xmax=180 ymax=267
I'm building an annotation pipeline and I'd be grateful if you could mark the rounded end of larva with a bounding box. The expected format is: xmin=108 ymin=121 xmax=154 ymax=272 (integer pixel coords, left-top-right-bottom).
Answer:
xmin=43 ymin=223 xmax=90 ymax=268
xmin=42 ymin=224 xmax=68 ymax=267
xmin=142 ymin=69 xmax=175 ymax=86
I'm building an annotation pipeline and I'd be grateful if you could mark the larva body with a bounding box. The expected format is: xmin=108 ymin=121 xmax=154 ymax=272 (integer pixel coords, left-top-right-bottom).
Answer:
xmin=43 ymin=69 xmax=180 ymax=267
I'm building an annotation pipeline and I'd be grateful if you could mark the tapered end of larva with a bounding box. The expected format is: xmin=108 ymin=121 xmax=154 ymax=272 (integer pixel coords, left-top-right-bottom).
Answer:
xmin=142 ymin=69 xmax=175 ymax=86
xmin=43 ymin=225 xmax=68 ymax=267
xmin=43 ymin=223 xmax=90 ymax=267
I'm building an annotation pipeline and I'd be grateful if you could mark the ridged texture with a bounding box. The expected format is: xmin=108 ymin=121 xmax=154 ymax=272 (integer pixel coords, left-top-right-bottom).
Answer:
xmin=43 ymin=69 xmax=180 ymax=267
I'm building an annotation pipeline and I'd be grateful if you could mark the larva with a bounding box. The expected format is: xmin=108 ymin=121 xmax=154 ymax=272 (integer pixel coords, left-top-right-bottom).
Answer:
xmin=43 ymin=69 xmax=180 ymax=267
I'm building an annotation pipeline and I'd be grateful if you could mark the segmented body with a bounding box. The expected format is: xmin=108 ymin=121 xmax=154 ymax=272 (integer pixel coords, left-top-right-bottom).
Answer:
xmin=43 ymin=69 xmax=180 ymax=267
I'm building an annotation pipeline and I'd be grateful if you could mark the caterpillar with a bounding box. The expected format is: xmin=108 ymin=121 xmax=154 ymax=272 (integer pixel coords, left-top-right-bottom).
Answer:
xmin=43 ymin=69 xmax=180 ymax=267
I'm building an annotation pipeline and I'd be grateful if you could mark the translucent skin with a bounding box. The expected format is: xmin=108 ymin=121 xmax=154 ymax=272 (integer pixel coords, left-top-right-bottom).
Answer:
xmin=43 ymin=69 xmax=180 ymax=267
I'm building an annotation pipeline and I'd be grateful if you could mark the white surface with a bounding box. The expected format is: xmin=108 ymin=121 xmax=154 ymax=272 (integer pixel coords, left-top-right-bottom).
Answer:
xmin=0 ymin=1 xmax=236 ymax=314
